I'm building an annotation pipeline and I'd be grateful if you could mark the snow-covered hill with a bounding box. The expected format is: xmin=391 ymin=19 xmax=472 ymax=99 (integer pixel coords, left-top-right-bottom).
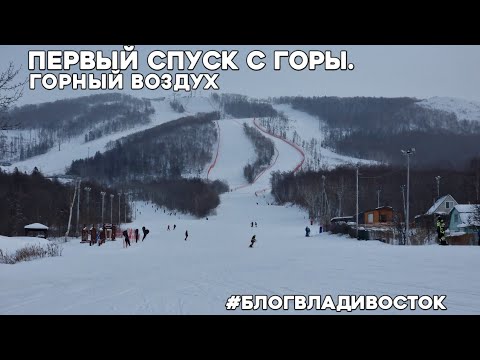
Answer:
xmin=273 ymin=104 xmax=377 ymax=169
xmin=418 ymin=97 xmax=480 ymax=122
xmin=3 ymin=104 xmax=480 ymax=314
xmin=8 ymin=99 xmax=184 ymax=176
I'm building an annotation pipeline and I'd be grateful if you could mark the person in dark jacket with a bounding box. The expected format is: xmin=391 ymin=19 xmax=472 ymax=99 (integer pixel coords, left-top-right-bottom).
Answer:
xmin=123 ymin=229 xmax=131 ymax=247
xmin=142 ymin=226 xmax=150 ymax=241
xmin=185 ymin=230 xmax=189 ymax=241
xmin=249 ymin=235 xmax=256 ymax=248
xmin=90 ymin=224 xmax=97 ymax=246
xmin=437 ymin=218 xmax=448 ymax=245
xmin=173 ymin=224 xmax=176 ymax=230
xmin=134 ymin=229 xmax=139 ymax=243
xmin=305 ymin=226 xmax=311 ymax=237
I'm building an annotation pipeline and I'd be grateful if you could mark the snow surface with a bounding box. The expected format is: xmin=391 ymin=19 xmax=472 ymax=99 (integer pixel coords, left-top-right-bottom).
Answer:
xmin=0 ymin=236 xmax=50 ymax=253
xmin=273 ymin=104 xmax=378 ymax=169
xmin=418 ymin=97 xmax=480 ymax=122
xmin=2 ymin=111 xmax=480 ymax=314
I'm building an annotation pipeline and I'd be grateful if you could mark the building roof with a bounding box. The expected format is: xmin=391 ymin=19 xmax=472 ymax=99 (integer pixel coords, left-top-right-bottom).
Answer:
xmin=330 ymin=216 xmax=353 ymax=222
xmin=364 ymin=206 xmax=394 ymax=213
xmin=454 ymin=204 xmax=477 ymax=213
xmin=426 ymin=194 xmax=457 ymax=215
xmin=24 ymin=223 xmax=49 ymax=230
xmin=453 ymin=204 xmax=480 ymax=227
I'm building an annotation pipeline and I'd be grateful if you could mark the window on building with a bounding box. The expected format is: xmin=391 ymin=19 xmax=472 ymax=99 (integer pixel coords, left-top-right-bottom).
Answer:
xmin=445 ymin=201 xmax=452 ymax=209
xmin=454 ymin=214 xmax=459 ymax=222
xmin=379 ymin=214 xmax=387 ymax=222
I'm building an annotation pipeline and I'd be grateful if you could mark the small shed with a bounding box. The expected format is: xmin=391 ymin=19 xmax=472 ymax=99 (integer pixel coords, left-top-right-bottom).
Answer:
xmin=449 ymin=204 xmax=480 ymax=234
xmin=24 ymin=223 xmax=49 ymax=239
xmin=363 ymin=206 xmax=394 ymax=225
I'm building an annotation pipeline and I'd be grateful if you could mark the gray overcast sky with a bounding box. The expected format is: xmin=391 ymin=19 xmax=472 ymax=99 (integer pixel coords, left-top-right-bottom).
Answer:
xmin=1 ymin=45 xmax=479 ymax=105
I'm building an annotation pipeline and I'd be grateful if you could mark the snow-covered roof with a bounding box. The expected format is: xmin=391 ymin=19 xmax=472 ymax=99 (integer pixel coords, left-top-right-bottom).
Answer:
xmin=454 ymin=204 xmax=478 ymax=213
xmin=331 ymin=216 xmax=353 ymax=221
xmin=453 ymin=205 xmax=480 ymax=227
xmin=458 ymin=213 xmax=480 ymax=227
xmin=426 ymin=195 xmax=456 ymax=215
xmin=24 ymin=223 xmax=49 ymax=230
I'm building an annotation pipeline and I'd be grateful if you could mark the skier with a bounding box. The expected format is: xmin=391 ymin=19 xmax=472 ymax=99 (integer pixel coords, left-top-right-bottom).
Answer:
xmin=123 ymin=229 xmax=131 ymax=247
xmin=167 ymin=225 xmax=170 ymax=231
xmin=249 ymin=235 xmax=257 ymax=248
xmin=185 ymin=230 xmax=189 ymax=241
xmin=81 ymin=224 xmax=88 ymax=242
xmin=99 ymin=225 xmax=105 ymax=246
xmin=89 ymin=224 xmax=97 ymax=246
xmin=142 ymin=226 xmax=150 ymax=241
xmin=134 ymin=228 xmax=139 ymax=243
xmin=255 ymin=222 xmax=257 ymax=227
xmin=305 ymin=226 xmax=311 ymax=237
xmin=251 ymin=221 xmax=254 ymax=227
xmin=173 ymin=224 xmax=176 ymax=230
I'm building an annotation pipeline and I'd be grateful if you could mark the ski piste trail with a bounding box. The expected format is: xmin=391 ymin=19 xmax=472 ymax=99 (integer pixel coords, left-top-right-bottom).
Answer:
xmin=2 ymin=97 xmax=480 ymax=314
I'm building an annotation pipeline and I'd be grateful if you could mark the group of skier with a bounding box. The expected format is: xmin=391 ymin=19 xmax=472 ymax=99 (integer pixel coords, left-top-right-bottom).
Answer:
xmin=123 ymin=226 xmax=150 ymax=247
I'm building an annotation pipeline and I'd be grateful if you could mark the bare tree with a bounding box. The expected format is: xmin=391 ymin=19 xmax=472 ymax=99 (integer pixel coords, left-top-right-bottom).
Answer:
xmin=0 ymin=62 xmax=25 ymax=130
xmin=468 ymin=204 xmax=480 ymax=233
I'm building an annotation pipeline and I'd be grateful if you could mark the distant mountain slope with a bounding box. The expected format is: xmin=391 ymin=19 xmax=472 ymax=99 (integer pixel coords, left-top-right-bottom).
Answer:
xmin=274 ymin=96 xmax=480 ymax=169
xmin=418 ymin=97 xmax=480 ymax=122
xmin=68 ymin=112 xmax=220 ymax=184
xmin=3 ymin=93 xmax=153 ymax=162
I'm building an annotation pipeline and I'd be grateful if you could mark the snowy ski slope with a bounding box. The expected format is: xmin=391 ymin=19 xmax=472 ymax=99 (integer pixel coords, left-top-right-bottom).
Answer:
xmin=2 ymin=105 xmax=480 ymax=314
xmin=273 ymin=103 xmax=377 ymax=169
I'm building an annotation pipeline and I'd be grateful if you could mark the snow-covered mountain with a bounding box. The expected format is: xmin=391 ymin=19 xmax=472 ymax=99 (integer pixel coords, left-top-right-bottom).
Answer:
xmin=418 ymin=97 xmax=480 ymax=122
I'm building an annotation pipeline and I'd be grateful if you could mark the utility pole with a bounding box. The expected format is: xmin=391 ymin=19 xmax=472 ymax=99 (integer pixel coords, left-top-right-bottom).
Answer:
xmin=356 ymin=166 xmax=359 ymax=239
xmin=100 ymin=191 xmax=106 ymax=224
xmin=118 ymin=192 xmax=122 ymax=224
xmin=401 ymin=148 xmax=416 ymax=245
xmin=84 ymin=187 xmax=91 ymax=224
xmin=401 ymin=185 xmax=406 ymax=221
xmin=76 ymin=179 xmax=81 ymax=236
xmin=321 ymin=175 xmax=326 ymax=224
xmin=110 ymin=194 xmax=114 ymax=224
xmin=125 ymin=192 xmax=129 ymax=223
xmin=435 ymin=175 xmax=441 ymax=199
xmin=377 ymin=189 xmax=381 ymax=208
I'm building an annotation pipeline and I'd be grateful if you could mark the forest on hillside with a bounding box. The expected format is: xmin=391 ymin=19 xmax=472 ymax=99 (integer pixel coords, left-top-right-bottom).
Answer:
xmin=1 ymin=93 xmax=153 ymax=162
xmin=270 ymin=155 xmax=480 ymax=226
xmin=68 ymin=112 xmax=220 ymax=183
xmin=0 ymin=168 xmax=128 ymax=237
xmin=273 ymin=96 xmax=480 ymax=168
xmin=242 ymin=123 xmax=275 ymax=183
